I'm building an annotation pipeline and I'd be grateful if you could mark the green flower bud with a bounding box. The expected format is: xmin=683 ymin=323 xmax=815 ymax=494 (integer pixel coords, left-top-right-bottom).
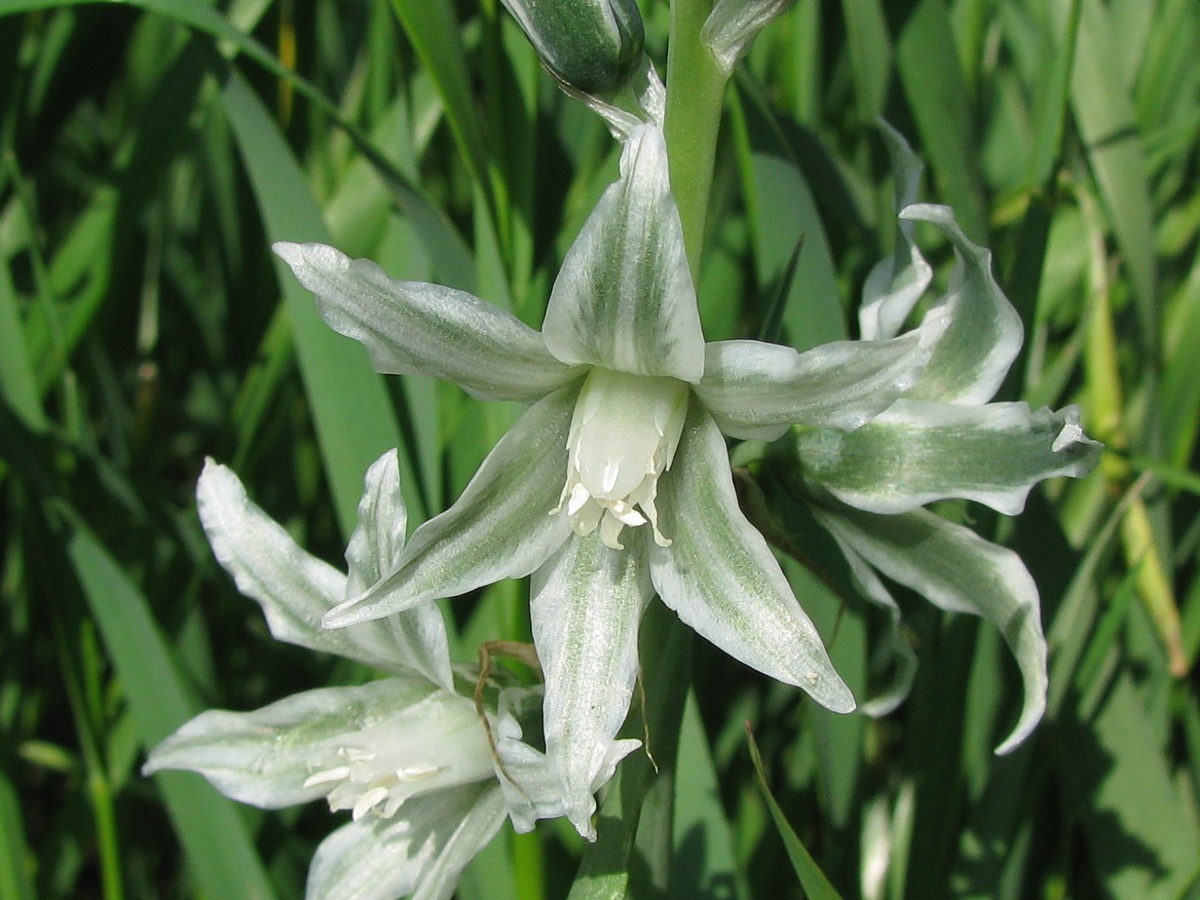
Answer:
xmin=501 ymin=0 xmax=645 ymax=95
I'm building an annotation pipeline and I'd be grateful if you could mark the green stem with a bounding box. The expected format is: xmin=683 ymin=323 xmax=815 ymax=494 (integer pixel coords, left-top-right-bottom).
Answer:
xmin=664 ymin=0 xmax=730 ymax=281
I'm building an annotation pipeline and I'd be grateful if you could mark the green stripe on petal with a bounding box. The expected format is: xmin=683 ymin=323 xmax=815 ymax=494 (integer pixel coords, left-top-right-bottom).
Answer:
xmin=275 ymin=242 xmax=581 ymax=402
xmin=899 ymin=204 xmax=1023 ymax=405
xmin=308 ymin=785 xmax=504 ymax=900
xmin=346 ymin=451 xmax=454 ymax=689
xmin=142 ymin=680 xmax=443 ymax=809
xmin=325 ymin=385 xmax=580 ymax=628
xmin=650 ymin=400 xmax=854 ymax=712
xmin=197 ymin=459 xmax=423 ymax=676
xmin=695 ymin=315 xmax=945 ymax=441
xmin=531 ymin=529 xmax=651 ymax=839
xmin=542 ymin=124 xmax=705 ymax=381
xmin=798 ymin=400 xmax=1102 ymax=516
xmin=816 ymin=505 xmax=1047 ymax=754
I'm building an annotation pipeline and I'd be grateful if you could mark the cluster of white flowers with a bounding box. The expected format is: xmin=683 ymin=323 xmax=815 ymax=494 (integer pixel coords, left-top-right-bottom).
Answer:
xmin=145 ymin=3 xmax=1099 ymax=898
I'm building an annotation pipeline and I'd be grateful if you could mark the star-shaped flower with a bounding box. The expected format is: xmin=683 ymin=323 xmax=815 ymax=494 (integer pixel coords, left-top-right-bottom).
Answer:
xmin=274 ymin=122 xmax=947 ymax=836
xmin=144 ymin=452 xmax=568 ymax=900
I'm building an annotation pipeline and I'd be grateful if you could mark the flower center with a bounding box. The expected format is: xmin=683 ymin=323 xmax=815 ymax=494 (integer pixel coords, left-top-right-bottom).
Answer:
xmin=557 ymin=367 xmax=689 ymax=549
xmin=302 ymin=692 xmax=496 ymax=821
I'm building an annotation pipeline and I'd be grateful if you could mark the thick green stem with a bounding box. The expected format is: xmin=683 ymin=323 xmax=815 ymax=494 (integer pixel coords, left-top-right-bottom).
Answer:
xmin=664 ymin=0 xmax=730 ymax=281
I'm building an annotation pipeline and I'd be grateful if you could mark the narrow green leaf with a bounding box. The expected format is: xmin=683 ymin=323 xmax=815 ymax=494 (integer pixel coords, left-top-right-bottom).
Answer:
xmin=0 ymin=769 xmax=36 ymax=900
xmin=839 ymin=0 xmax=892 ymax=123
xmin=1062 ymin=0 xmax=1158 ymax=343
xmin=386 ymin=0 xmax=490 ymax=194
xmin=64 ymin=516 xmax=275 ymax=899
xmin=746 ymin=727 xmax=843 ymax=900
xmin=221 ymin=72 xmax=404 ymax=536
xmin=671 ymin=693 xmax=747 ymax=899
xmin=895 ymin=0 xmax=988 ymax=242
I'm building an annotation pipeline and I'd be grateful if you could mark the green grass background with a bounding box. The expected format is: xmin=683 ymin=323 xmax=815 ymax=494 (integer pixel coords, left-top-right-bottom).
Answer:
xmin=1 ymin=0 xmax=1198 ymax=897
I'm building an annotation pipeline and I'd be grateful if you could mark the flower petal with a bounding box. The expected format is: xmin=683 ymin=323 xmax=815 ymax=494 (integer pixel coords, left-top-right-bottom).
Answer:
xmin=531 ymin=529 xmax=651 ymax=839
xmin=649 ymin=400 xmax=855 ymax=712
xmin=345 ymin=451 xmax=453 ymax=689
xmin=797 ymin=401 xmax=1102 ymax=515
xmin=196 ymin=459 xmax=413 ymax=674
xmin=542 ymin=124 xmax=705 ymax=381
xmin=694 ymin=313 xmax=946 ymax=441
xmin=274 ymin=241 xmax=581 ymax=402
xmin=490 ymin=693 xmax=573 ymax=832
xmin=306 ymin=784 xmax=505 ymax=900
xmin=701 ymin=0 xmax=793 ymax=74
xmin=859 ymin=122 xmax=933 ymax=341
xmin=142 ymin=679 xmax=441 ymax=809
xmin=816 ymin=504 xmax=1047 ymax=754
xmin=820 ymin=532 xmax=917 ymax=718
xmin=899 ymin=204 xmax=1024 ymax=405
xmin=325 ymin=386 xmax=579 ymax=628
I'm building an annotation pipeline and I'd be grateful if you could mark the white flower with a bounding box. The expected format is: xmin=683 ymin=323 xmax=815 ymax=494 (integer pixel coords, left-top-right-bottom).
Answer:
xmin=789 ymin=124 xmax=1101 ymax=750
xmin=143 ymin=453 xmax=567 ymax=900
xmin=274 ymin=122 xmax=947 ymax=836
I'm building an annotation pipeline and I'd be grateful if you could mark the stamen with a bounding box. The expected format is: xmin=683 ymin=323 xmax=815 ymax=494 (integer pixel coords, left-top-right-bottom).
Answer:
xmin=303 ymin=766 xmax=350 ymax=788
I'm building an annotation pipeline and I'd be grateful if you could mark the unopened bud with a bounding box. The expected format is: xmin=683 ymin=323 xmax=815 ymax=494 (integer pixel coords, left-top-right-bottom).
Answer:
xmin=501 ymin=0 xmax=645 ymax=95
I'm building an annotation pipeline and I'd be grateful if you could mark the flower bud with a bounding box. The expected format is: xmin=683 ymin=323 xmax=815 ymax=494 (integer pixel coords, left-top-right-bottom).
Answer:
xmin=501 ymin=0 xmax=645 ymax=95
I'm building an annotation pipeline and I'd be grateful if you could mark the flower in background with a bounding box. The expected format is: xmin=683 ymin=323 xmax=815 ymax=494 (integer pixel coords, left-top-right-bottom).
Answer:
xmin=274 ymin=121 xmax=949 ymax=836
xmin=787 ymin=124 xmax=1101 ymax=750
xmin=144 ymin=453 xmax=567 ymax=900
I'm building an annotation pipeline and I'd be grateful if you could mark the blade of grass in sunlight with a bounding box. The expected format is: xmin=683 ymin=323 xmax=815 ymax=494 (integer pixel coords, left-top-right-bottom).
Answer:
xmin=746 ymin=726 xmax=843 ymax=900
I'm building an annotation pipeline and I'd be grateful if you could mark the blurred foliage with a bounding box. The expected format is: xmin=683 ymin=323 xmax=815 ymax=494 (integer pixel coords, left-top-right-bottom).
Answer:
xmin=0 ymin=0 xmax=1198 ymax=897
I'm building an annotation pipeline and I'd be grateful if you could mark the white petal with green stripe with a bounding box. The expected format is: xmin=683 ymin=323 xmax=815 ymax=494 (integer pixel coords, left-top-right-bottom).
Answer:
xmin=325 ymin=386 xmax=579 ymax=627
xmin=542 ymin=124 xmax=704 ymax=381
xmin=306 ymin=785 xmax=504 ymax=900
xmin=275 ymin=241 xmax=582 ymax=402
xmin=531 ymin=528 xmax=651 ymax=838
xmin=798 ymin=400 xmax=1102 ymax=515
xmin=816 ymin=504 xmax=1047 ymax=754
xmin=900 ymin=204 xmax=1023 ymax=404
xmin=694 ymin=316 xmax=945 ymax=441
xmin=860 ymin=121 xmax=932 ymax=341
xmin=344 ymin=450 xmax=454 ymax=689
xmin=196 ymin=459 xmax=417 ymax=675
xmin=649 ymin=400 xmax=854 ymax=712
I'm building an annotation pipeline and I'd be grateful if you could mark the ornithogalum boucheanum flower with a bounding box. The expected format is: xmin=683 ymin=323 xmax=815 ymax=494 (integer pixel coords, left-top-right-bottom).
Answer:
xmin=784 ymin=125 xmax=1101 ymax=751
xmin=273 ymin=122 xmax=952 ymax=837
xmin=144 ymin=453 xmax=570 ymax=900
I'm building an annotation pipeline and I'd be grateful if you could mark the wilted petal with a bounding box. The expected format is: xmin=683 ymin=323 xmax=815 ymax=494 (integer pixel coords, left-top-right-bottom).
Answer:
xmin=859 ymin=122 xmax=933 ymax=341
xmin=899 ymin=205 xmax=1023 ymax=405
xmin=694 ymin=314 xmax=946 ymax=441
xmin=274 ymin=242 xmax=581 ymax=403
xmin=344 ymin=451 xmax=453 ymax=689
xmin=701 ymin=0 xmax=794 ymax=74
xmin=306 ymin=785 xmax=505 ymax=900
xmin=325 ymin=386 xmax=579 ymax=628
xmin=798 ymin=401 xmax=1102 ymax=516
xmin=531 ymin=528 xmax=651 ymax=839
xmin=650 ymin=400 xmax=855 ymax=712
xmin=196 ymin=459 xmax=413 ymax=674
xmin=816 ymin=504 xmax=1047 ymax=754
xmin=542 ymin=124 xmax=705 ymax=381
xmin=142 ymin=679 xmax=443 ymax=809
